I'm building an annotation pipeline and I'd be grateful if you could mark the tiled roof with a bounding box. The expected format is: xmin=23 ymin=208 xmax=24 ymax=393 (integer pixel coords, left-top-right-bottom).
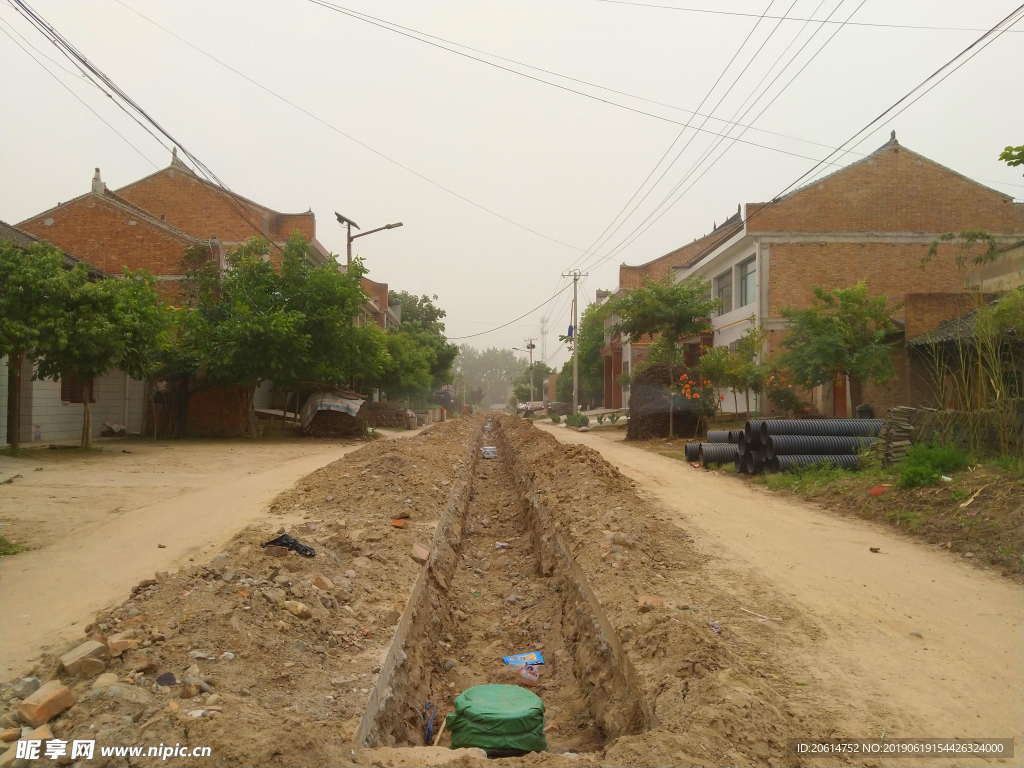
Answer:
xmin=906 ymin=296 xmax=1014 ymax=345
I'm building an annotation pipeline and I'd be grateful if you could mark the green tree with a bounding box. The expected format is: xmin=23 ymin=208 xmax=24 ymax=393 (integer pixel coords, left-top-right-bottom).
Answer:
xmin=376 ymin=330 xmax=433 ymax=400
xmin=556 ymin=302 xmax=607 ymax=409
xmin=454 ymin=345 xmax=522 ymax=404
xmin=999 ymin=144 xmax=1023 ymax=173
xmin=696 ymin=344 xmax=732 ymax=417
xmin=1 ymin=240 xmax=67 ymax=450
xmin=33 ymin=268 xmax=169 ymax=448
xmin=189 ymin=236 xmax=310 ymax=439
xmin=777 ymin=281 xmax=899 ymax=412
xmin=513 ymin=360 xmax=555 ymax=403
xmin=607 ymin=275 xmax=717 ymax=436
xmin=728 ymin=323 xmax=769 ymax=415
xmin=388 ymin=291 xmax=458 ymax=388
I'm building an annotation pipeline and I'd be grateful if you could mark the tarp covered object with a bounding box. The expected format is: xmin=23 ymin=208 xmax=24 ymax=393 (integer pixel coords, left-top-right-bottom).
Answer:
xmin=300 ymin=392 xmax=364 ymax=432
xmin=445 ymin=685 xmax=547 ymax=755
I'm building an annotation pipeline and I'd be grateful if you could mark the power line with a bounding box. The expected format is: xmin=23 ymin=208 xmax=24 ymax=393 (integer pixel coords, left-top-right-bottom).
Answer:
xmin=588 ymin=0 xmax=1024 ymax=34
xmin=587 ymin=0 xmax=864 ymax=269
xmin=307 ymin=0 xmax=849 ymax=166
xmin=445 ymin=283 xmax=572 ymax=341
xmin=566 ymin=0 xmax=783 ymax=274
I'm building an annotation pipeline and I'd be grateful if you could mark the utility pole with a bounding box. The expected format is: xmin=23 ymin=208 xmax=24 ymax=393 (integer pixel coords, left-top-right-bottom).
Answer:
xmin=540 ymin=317 xmax=548 ymax=363
xmin=525 ymin=339 xmax=536 ymax=405
xmin=562 ymin=270 xmax=587 ymax=414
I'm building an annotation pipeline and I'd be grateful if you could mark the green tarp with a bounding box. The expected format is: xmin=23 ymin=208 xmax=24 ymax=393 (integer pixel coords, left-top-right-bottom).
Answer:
xmin=445 ymin=684 xmax=547 ymax=755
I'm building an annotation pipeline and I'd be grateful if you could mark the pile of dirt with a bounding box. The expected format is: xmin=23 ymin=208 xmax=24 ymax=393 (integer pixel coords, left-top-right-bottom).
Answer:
xmin=0 ymin=418 xmax=479 ymax=768
xmin=304 ymin=409 xmax=366 ymax=438
xmin=625 ymin=363 xmax=705 ymax=441
xmin=496 ymin=416 xmax=846 ymax=767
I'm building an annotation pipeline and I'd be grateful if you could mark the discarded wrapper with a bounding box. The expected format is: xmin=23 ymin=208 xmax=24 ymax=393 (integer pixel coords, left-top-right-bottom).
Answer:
xmin=481 ymin=446 xmax=498 ymax=459
xmin=503 ymin=651 xmax=545 ymax=665
xmin=495 ymin=542 xmax=510 ymax=549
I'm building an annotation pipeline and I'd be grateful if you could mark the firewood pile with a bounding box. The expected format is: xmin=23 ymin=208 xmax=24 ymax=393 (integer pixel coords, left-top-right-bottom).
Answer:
xmin=626 ymin=362 xmax=704 ymax=440
xmin=363 ymin=400 xmax=408 ymax=427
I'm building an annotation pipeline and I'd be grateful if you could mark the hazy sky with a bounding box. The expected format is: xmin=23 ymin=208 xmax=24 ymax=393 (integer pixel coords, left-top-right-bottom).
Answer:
xmin=2 ymin=0 xmax=1022 ymax=370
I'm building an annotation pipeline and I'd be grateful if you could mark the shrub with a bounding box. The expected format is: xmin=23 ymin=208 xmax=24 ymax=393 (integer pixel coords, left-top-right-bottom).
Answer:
xmin=550 ymin=414 xmax=561 ymax=424
xmin=897 ymin=443 xmax=972 ymax=488
xmin=564 ymin=413 xmax=590 ymax=428
xmin=596 ymin=414 xmax=605 ymax=424
xmin=609 ymin=413 xmax=620 ymax=424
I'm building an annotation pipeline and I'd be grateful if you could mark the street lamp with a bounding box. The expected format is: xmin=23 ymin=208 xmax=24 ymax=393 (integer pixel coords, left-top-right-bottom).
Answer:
xmin=335 ymin=212 xmax=403 ymax=267
xmin=512 ymin=341 xmax=537 ymax=405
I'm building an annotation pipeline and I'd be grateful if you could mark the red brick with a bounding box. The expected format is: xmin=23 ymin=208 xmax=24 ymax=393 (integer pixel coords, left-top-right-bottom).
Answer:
xmin=411 ymin=543 xmax=430 ymax=564
xmin=637 ymin=595 xmax=663 ymax=612
xmin=391 ymin=519 xmax=407 ymax=529
xmin=17 ymin=681 xmax=74 ymax=727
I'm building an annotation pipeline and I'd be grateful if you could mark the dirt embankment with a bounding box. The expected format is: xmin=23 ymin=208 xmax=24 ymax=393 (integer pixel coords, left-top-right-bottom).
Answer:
xmin=0 ymin=419 xmax=478 ymax=768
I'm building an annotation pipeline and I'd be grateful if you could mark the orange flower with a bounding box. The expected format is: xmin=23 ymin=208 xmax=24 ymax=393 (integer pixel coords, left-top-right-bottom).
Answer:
xmin=693 ymin=393 xmax=700 ymax=399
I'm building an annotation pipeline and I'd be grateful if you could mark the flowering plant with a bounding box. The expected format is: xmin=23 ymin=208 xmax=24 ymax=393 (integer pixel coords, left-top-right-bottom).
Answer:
xmin=672 ymin=373 xmax=718 ymax=416
xmin=764 ymin=371 xmax=808 ymax=416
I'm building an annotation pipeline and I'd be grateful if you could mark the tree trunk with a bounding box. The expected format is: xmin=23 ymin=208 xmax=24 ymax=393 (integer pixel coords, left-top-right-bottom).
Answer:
xmin=247 ymin=384 xmax=258 ymax=439
xmin=732 ymin=389 xmax=739 ymax=416
xmin=81 ymin=378 xmax=93 ymax=449
xmin=6 ymin=351 xmax=22 ymax=451
xmin=140 ymin=380 xmax=151 ymax=439
xmin=744 ymin=389 xmax=750 ymax=418
xmin=668 ymin=357 xmax=674 ymax=438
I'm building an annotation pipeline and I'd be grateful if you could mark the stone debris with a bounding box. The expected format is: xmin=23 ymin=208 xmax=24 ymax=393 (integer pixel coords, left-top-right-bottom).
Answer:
xmin=17 ymin=681 xmax=74 ymax=727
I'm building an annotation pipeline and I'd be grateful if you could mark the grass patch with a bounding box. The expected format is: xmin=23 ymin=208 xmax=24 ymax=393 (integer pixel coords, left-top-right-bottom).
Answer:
xmin=897 ymin=443 xmax=973 ymax=488
xmin=0 ymin=536 xmax=29 ymax=556
xmin=659 ymin=451 xmax=689 ymax=462
xmin=997 ymin=453 xmax=1024 ymax=475
xmin=760 ymin=463 xmax=875 ymax=494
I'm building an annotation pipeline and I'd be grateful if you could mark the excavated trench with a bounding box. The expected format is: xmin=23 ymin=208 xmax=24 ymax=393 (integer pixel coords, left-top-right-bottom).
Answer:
xmin=359 ymin=418 xmax=649 ymax=755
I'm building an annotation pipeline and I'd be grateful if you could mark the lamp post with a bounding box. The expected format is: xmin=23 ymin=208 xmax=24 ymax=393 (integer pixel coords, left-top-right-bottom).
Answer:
xmin=513 ymin=341 xmax=537 ymax=405
xmin=335 ymin=212 xmax=403 ymax=267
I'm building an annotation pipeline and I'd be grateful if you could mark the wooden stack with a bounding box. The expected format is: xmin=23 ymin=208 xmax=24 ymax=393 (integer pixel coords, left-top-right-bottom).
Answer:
xmin=875 ymin=406 xmax=917 ymax=466
xmin=363 ymin=401 xmax=408 ymax=427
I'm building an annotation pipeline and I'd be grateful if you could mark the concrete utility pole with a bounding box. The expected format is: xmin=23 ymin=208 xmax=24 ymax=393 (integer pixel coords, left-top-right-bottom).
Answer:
xmin=562 ymin=270 xmax=587 ymax=414
xmin=525 ymin=339 xmax=536 ymax=404
xmin=335 ymin=212 xmax=403 ymax=267
xmin=540 ymin=317 xmax=548 ymax=363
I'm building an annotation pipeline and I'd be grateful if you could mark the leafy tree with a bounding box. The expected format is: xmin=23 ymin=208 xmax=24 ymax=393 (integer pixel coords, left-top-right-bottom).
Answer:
xmin=513 ymin=360 xmax=555 ymax=403
xmin=556 ymin=302 xmax=607 ymax=408
xmin=1 ymin=240 xmax=67 ymax=449
xmin=728 ymin=323 xmax=769 ymax=415
xmin=33 ymin=268 xmax=169 ymax=448
xmin=999 ymin=144 xmax=1023 ymax=173
xmin=777 ymin=281 xmax=899 ymax=412
xmin=607 ymin=275 xmax=717 ymax=436
xmin=389 ymin=291 xmax=458 ymax=388
xmin=454 ymin=345 xmax=522 ymax=405
xmin=187 ymin=236 xmax=310 ymax=438
xmin=696 ymin=344 xmax=732 ymax=416
xmin=376 ymin=330 xmax=433 ymax=400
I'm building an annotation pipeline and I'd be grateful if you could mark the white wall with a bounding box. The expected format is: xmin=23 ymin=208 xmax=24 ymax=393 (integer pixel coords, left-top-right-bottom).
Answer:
xmin=0 ymin=356 xmax=8 ymax=447
xmin=254 ymin=380 xmax=275 ymax=409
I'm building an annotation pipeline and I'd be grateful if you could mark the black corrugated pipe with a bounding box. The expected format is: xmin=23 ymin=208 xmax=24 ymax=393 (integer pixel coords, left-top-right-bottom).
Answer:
xmin=706 ymin=431 xmax=730 ymax=443
xmin=772 ymin=454 xmax=860 ymax=472
xmin=766 ymin=435 xmax=877 ymax=460
xmin=743 ymin=452 xmax=764 ymax=475
xmin=700 ymin=443 xmax=738 ymax=467
xmin=744 ymin=419 xmax=768 ymax=443
xmin=759 ymin=418 xmax=883 ymax=442
xmin=684 ymin=443 xmax=700 ymax=462
xmin=734 ymin=456 xmax=744 ymax=473
xmin=736 ymin=431 xmax=747 ymax=456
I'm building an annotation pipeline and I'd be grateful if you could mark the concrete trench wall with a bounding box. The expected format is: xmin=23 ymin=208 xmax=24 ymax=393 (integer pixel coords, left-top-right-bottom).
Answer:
xmin=358 ymin=416 xmax=654 ymax=748
xmin=494 ymin=420 xmax=654 ymax=740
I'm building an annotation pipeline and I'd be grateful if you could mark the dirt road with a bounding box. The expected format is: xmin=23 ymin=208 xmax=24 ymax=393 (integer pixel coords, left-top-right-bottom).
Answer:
xmin=0 ymin=433 xmax=418 ymax=681
xmin=538 ymin=423 xmax=1024 ymax=756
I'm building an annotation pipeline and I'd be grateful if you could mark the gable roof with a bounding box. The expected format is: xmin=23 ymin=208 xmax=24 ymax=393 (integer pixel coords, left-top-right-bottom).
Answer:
xmin=0 ymin=220 xmax=108 ymax=277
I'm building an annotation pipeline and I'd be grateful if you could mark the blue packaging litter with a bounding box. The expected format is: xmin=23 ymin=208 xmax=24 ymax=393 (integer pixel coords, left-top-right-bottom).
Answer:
xmin=502 ymin=651 xmax=545 ymax=665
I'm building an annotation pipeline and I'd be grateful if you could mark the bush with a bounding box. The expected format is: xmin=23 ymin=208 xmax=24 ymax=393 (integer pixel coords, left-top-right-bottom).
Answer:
xmin=550 ymin=414 xmax=561 ymax=424
xmin=609 ymin=413 xmax=620 ymax=424
xmin=564 ymin=414 xmax=590 ymax=428
xmin=596 ymin=414 xmax=605 ymax=424
xmin=897 ymin=443 xmax=972 ymax=488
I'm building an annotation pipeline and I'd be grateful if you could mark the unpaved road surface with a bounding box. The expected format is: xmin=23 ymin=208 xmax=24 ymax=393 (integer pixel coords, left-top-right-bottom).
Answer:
xmin=0 ymin=434 xmax=418 ymax=680
xmin=539 ymin=423 xmax=1024 ymax=757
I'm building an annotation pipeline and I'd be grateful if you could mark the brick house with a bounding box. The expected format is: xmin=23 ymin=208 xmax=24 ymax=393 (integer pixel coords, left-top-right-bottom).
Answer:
xmin=672 ymin=134 xmax=1023 ymax=416
xmin=598 ymin=215 xmax=741 ymax=409
xmin=359 ymin=277 xmax=402 ymax=329
xmin=9 ymin=154 xmax=349 ymax=439
xmin=0 ymin=221 xmax=147 ymax=446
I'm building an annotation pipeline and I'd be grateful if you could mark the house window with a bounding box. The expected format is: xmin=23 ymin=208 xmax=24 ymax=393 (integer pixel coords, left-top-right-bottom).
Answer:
xmin=715 ymin=270 xmax=733 ymax=315
xmin=61 ymin=375 xmax=95 ymax=403
xmin=738 ymin=257 xmax=757 ymax=308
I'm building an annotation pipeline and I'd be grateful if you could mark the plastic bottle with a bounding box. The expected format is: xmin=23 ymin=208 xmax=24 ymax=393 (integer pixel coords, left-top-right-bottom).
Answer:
xmin=517 ymin=664 xmax=540 ymax=687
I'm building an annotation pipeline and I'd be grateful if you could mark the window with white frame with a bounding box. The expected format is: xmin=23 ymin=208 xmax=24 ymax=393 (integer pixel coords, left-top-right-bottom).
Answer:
xmin=715 ymin=270 xmax=732 ymax=315
xmin=738 ymin=257 xmax=756 ymax=308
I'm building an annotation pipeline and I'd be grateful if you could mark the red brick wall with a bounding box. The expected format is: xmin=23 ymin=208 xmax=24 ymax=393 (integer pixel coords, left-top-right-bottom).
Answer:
xmin=116 ymin=168 xmax=315 ymax=244
xmin=903 ymin=292 xmax=981 ymax=340
xmin=186 ymin=385 xmax=247 ymax=437
xmin=619 ymin=229 xmax=730 ymax=289
xmin=749 ymin=144 xmax=1023 ymax=234
xmin=766 ymin=241 xmax=969 ymax=321
xmin=18 ymin=195 xmax=193 ymax=277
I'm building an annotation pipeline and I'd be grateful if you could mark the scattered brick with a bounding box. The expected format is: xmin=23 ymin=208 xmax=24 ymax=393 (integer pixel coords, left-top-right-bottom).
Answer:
xmin=638 ymin=595 xmax=664 ymax=612
xmin=59 ymin=640 xmax=107 ymax=675
xmin=313 ymin=575 xmax=334 ymax=591
xmin=391 ymin=519 xmax=407 ymax=529
xmin=411 ymin=543 xmax=430 ymax=564
xmin=17 ymin=681 xmax=74 ymax=727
